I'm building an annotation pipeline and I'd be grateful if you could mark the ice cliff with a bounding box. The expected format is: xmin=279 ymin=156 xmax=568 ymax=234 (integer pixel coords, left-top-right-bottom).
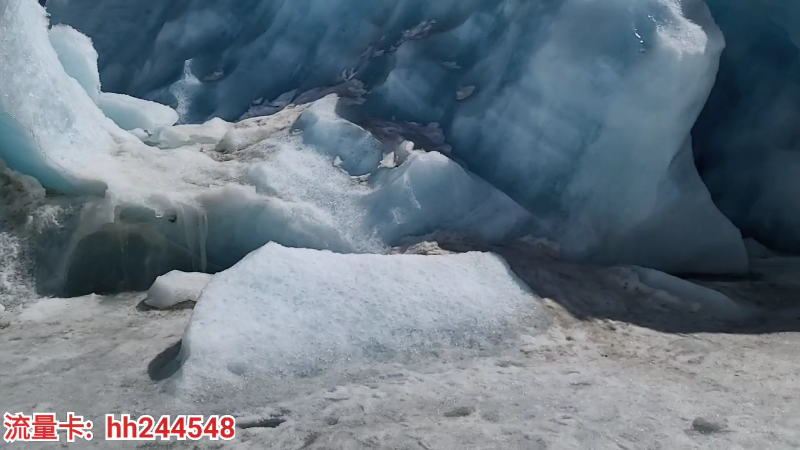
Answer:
xmin=3 ymin=0 xmax=800 ymax=298
xmin=43 ymin=0 xmax=763 ymax=274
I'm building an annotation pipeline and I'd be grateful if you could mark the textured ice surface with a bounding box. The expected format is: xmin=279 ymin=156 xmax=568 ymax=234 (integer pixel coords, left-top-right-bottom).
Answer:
xmin=0 ymin=231 xmax=35 ymax=310
xmin=97 ymin=92 xmax=179 ymax=133
xmin=148 ymin=118 xmax=232 ymax=148
xmin=242 ymin=97 xmax=532 ymax=252
xmin=694 ymin=1 xmax=800 ymax=254
xmin=48 ymin=24 xmax=101 ymax=101
xmin=0 ymin=0 xmax=120 ymax=196
xmin=144 ymin=270 xmax=211 ymax=309
xmin=48 ymin=18 xmax=179 ymax=134
xmin=114 ymin=96 xmax=530 ymax=276
xmin=0 ymin=0 xmax=203 ymax=203
xmin=175 ymin=243 xmax=542 ymax=391
xmin=49 ymin=0 xmax=749 ymax=273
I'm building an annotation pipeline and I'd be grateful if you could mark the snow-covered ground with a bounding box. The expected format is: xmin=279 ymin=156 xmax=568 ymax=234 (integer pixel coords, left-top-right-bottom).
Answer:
xmin=2 ymin=240 xmax=799 ymax=449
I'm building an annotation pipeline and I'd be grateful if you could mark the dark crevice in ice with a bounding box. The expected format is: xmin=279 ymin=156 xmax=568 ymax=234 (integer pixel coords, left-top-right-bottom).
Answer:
xmin=693 ymin=1 xmax=800 ymax=255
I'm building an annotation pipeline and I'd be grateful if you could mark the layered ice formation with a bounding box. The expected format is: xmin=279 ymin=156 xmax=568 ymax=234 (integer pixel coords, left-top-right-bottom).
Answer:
xmin=174 ymin=243 xmax=542 ymax=393
xmin=47 ymin=0 xmax=754 ymax=273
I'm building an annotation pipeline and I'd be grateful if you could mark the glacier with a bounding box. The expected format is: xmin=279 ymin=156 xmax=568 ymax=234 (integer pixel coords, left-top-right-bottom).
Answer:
xmin=43 ymin=0 xmax=755 ymax=273
xmin=3 ymin=1 xmax=800 ymax=445
xmin=3 ymin=0 xmax=800 ymax=301
xmin=0 ymin=0 xmax=532 ymax=298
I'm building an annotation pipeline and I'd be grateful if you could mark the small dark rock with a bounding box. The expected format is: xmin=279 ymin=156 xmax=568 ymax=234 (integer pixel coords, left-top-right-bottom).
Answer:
xmin=480 ymin=410 xmax=500 ymax=422
xmin=137 ymin=299 xmax=196 ymax=311
xmin=692 ymin=416 xmax=726 ymax=434
xmin=300 ymin=432 xmax=320 ymax=449
xmin=443 ymin=406 xmax=475 ymax=418
xmin=238 ymin=416 xmax=287 ymax=429
xmin=496 ymin=360 xmax=525 ymax=368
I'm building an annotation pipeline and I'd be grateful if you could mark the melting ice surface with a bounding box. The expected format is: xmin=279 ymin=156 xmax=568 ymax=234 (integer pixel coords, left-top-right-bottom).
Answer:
xmin=45 ymin=0 xmax=755 ymax=273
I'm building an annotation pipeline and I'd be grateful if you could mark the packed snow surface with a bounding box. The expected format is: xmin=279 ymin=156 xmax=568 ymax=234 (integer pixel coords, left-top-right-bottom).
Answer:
xmin=5 ymin=250 xmax=800 ymax=450
xmin=47 ymin=0 xmax=751 ymax=273
xmin=175 ymin=243 xmax=543 ymax=393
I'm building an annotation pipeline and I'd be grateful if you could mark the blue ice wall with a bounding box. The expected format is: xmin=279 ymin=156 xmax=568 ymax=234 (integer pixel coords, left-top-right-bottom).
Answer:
xmin=47 ymin=0 xmax=751 ymax=273
xmin=694 ymin=1 xmax=800 ymax=254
